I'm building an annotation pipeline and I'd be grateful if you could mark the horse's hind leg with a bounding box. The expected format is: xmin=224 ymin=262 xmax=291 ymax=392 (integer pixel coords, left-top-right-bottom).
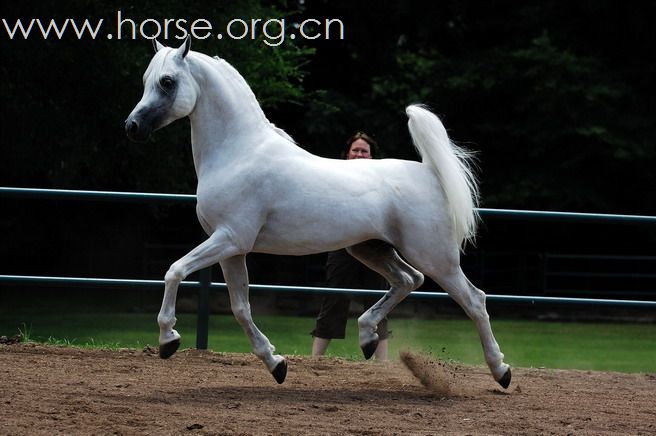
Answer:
xmin=435 ymin=267 xmax=511 ymax=388
xmin=347 ymin=240 xmax=424 ymax=359
xmin=220 ymin=255 xmax=287 ymax=383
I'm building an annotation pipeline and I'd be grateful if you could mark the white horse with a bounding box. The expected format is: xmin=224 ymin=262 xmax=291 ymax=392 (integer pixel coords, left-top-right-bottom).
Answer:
xmin=125 ymin=37 xmax=511 ymax=388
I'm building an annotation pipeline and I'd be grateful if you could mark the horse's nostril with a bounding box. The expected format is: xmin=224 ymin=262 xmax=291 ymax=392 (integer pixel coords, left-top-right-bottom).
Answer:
xmin=126 ymin=119 xmax=139 ymax=135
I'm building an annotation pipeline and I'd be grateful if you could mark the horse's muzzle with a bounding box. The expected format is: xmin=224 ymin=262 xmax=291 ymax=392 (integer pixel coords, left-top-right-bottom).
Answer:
xmin=125 ymin=117 xmax=151 ymax=142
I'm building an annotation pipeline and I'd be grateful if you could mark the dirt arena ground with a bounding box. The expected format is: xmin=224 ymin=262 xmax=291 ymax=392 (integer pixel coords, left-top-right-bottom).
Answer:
xmin=1 ymin=343 xmax=654 ymax=435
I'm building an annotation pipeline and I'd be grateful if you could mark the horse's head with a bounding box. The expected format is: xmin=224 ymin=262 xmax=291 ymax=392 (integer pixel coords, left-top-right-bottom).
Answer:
xmin=125 ymin=36 xmax=199 ymax=142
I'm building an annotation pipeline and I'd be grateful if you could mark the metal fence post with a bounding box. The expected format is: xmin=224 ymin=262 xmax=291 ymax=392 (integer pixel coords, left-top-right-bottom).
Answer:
xmin=196 ymin=266 xmax=211 ymax=350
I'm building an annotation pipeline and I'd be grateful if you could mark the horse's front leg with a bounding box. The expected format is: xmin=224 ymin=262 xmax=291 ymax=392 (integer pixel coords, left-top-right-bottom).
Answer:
xmin=220 ymin=255 xmax=287 ymax=384
xmin=158 ymin=229 xmax=239 ymax=359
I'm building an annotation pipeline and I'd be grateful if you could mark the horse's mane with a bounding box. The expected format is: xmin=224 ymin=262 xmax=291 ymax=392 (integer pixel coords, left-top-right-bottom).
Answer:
xmin=196 ymin=53 xmax=296 ymax=144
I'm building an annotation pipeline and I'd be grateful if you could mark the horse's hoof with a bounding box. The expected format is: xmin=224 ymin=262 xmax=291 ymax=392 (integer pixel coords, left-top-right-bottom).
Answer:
xmin=271 ymin=359 xmax=287 ymax=384
xmin=361 ymin=340 xmax=379 ymax=360
xmin=159 ymin=338 xmax=180 ymax=359
xmin=497 ymin=367 xmax=512 ymax=389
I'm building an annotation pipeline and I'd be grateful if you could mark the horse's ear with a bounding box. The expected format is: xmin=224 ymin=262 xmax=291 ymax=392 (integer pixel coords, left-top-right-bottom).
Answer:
xmin=152 ymin=39 xmax=165 ymax=53
xmin=176 ymin=35 xmax=191 ymax=59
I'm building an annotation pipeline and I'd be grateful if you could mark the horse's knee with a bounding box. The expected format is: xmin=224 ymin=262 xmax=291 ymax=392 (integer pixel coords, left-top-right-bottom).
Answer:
xmin=231 ymin=303 xmax=251 ymax=325
xmin=165 ymin=263 xmax=185 ymax=284
xmin=441 ymin=275 xmax=489 ymax=320
xmin=409 ymin=269 xmax=424 ymax=290
xmin=395 ymin=268 xmax=424 ymax=292
xmin=473 ymin=287 xmax=487 ymax=307
xmin=465 ymin=288 xmax=489 ymax=321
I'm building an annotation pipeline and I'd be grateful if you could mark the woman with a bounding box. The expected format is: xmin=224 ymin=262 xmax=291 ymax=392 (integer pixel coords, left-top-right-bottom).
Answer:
xmin=310 ymin=132 xmax=390 ymax=360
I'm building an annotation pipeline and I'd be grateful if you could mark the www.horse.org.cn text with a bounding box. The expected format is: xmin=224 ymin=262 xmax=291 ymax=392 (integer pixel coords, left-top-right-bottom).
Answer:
xmin=1 ymin=10 xmax=346 ymax=47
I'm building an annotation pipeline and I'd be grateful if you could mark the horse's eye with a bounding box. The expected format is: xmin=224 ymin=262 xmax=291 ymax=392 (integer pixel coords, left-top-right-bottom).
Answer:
xmin=160 ymin=77 xmax=175 ymax=91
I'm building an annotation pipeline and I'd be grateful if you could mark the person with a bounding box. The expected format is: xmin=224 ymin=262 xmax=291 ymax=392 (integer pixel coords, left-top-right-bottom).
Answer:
xmin=311 ymin=132 xmax=390 ymax=360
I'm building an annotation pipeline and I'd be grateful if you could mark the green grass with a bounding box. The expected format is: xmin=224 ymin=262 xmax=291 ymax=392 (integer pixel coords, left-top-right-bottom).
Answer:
xmin=2 ymin=313 xmax=655 ymax=373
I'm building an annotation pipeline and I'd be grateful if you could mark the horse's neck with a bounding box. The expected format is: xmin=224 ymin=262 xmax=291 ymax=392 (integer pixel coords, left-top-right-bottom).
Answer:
xmin=188 ymin=55 xmax=273 ymax=177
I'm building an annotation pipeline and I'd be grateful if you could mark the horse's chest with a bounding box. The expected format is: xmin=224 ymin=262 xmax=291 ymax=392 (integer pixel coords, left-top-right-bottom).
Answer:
xmin=195 ymin=179 xmax=267 ymax=232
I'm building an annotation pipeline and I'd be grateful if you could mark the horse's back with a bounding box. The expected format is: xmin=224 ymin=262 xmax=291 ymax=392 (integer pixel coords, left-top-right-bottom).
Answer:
xmin=251 ymin=148 xmax=450 ymax=255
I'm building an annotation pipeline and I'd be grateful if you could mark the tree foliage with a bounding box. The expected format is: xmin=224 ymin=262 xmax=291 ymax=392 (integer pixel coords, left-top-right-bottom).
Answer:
xmin=2 ymin=0 xmax=654 ymax=214
xmin=1 ymin=0 xmax=313 ymax=192
xmin=296 ymin=0 xmax=656 ymax=213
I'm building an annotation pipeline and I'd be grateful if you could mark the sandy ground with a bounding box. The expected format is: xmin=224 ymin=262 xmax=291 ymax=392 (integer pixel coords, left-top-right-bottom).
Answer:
xmin=1 ymin=343 xmax=655 ymax=435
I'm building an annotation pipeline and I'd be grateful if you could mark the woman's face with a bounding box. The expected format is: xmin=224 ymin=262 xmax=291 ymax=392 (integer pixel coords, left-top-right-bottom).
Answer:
xmin=347 ymin=139 xmax=372 ymax=160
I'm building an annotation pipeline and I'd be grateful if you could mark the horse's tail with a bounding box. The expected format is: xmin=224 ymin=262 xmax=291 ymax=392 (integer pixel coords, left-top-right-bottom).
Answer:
xmin=406 ymin=104 xmax=480 ymax=249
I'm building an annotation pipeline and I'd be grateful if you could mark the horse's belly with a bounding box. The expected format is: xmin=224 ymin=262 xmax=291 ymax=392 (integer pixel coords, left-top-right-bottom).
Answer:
xmin=252 ymin=213 xmax=383 ymax=256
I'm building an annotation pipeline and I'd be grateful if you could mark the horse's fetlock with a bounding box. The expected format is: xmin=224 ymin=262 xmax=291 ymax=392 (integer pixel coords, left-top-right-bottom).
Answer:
xmin=158 ymin=314 xmax=176 ymax=329
xmin=357 ymin=314 xmax=376 ymax=331
xmin=253 ymin=343 xmax=274 ymax=360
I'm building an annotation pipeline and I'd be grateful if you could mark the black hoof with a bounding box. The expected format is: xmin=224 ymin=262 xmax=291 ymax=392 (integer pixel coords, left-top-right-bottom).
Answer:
xmin=497 ymin=367 xmax=512 ymax=389
xmin=271 ymin=359 xmax=287 ymax=384
xmin=361 ymin=340 xmax=379 ymax=360
xmin=159 ymin=338 xmax=180 ymax=359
